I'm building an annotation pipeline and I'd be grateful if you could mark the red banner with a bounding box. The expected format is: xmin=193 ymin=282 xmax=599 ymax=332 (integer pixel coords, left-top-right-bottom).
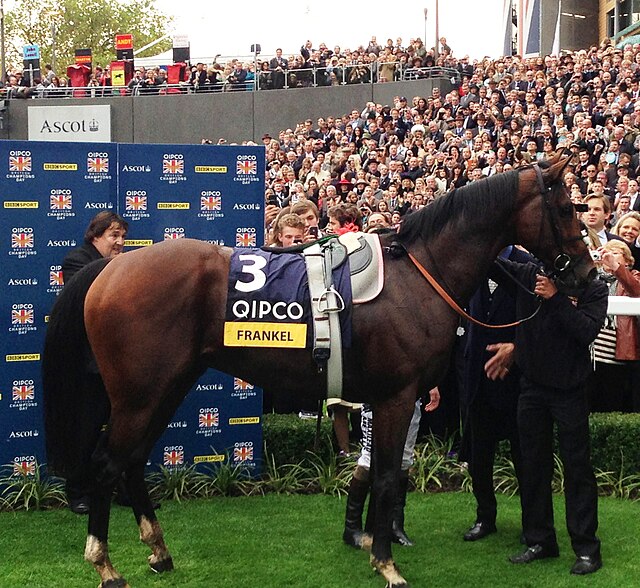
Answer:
xmin=115 ymin=34 xmax=133 ymax=51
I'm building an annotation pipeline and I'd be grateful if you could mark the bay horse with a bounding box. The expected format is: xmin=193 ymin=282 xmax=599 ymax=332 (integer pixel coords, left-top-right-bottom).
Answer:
xmin=43 ymin=153 xmax=595 ymax=588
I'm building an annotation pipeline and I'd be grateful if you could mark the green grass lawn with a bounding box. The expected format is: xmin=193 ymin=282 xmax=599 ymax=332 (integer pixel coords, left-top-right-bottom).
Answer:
xmin=0 ymin=492 xmax=638 ymax=588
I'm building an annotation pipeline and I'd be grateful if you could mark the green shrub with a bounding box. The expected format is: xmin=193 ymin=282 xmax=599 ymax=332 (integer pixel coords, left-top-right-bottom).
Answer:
xmin=262 ymin=413 xmax=334 ymax=466
xmin=589 ymin=412 xmax=640 ymax=475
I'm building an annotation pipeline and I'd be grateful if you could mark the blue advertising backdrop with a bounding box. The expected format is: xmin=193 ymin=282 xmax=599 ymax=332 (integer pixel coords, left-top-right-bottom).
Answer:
xmin=1 ymin=140 xmax=265 ymax=477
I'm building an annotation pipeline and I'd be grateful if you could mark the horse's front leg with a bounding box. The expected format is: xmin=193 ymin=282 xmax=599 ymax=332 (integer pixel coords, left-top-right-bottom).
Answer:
xmin=369 ymin=387 xmax=416 ymax=588
xmin=124 ymin=463 xmax=174 ymax=573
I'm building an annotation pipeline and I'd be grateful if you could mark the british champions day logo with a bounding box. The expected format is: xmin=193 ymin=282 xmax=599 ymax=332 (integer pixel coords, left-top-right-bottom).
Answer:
xmin=6 ymin=150 xmax=35 ymax=182
xmin=232 ymin=377 xmax=256 ymax=400
xmin=85 ymin=151 xmax=112 ymax=183
xmin=197 ymin=407 xmax=222 ymax=437
xmin=233 ymin=441 xmax=255 ymax=466
xmin=164 ymin=227 xmax=186 ymax=240
xmin=234 ymin=155 xmax=260 ymax=186
xmin=48 ymin=265 xmax=64 ymax=294
xmin=10 ymin=227 xmax=37 ymax=259
xmin=198 ymin=190 xmax=224 ymax=221
xmin=161 ymin=153 xmax=187 ymax=184
xmin=124 ymin=191 xmax=150 ymax=221
xmin=10 ymin=303 xmax=37 ymax=335
xmin=235 ymin=227 xmax=256 ymax=247
xmin=10 ymin=379 xmax=38 ymax=412
xmin=48 ymin=189 xmax=75 ymax=221
xmin=163 ymin=446 xmax=185 ymax=468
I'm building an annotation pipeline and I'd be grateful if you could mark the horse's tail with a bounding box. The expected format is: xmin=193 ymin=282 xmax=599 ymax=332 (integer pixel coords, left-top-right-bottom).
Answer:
xmin=42 ymin=258 xmax=111 ymax=477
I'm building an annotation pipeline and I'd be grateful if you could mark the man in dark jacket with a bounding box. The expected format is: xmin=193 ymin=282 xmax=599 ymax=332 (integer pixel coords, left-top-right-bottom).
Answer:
xmin=61 ymin=212 xmax=128 ymax=513
xmin=460 ymin=247 xmax=528 ymax=542
xmin=493 ymin=259 xmax=607 ymax=576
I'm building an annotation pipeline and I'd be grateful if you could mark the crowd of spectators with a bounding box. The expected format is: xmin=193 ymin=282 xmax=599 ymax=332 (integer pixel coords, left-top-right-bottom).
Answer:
xmin=259 ymin=36 xmax=640 ymax=267
xmin=1 ymin=34 xmax=459 ymax=97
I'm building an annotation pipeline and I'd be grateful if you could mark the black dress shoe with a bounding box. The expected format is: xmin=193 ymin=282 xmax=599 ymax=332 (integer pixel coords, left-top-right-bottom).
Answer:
xmin=69 ymin=497 xmax=90 ymax=515
xmin=509 ymin=544 xmax=559 ymax=564
xmin=571 ymin=555 xmax=602 ymax=575
xmin=463 ymin=522 xmax=497 ymax=542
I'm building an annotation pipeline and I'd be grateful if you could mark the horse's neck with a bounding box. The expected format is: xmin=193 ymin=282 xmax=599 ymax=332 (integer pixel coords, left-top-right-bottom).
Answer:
xmin=417 ymin=219 xmax=511 ymax=303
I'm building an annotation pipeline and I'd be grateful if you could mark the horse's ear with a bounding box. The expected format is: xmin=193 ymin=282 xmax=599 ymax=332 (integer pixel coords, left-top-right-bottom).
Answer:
xmin=544 ymin=149 xmax=572 ymax=184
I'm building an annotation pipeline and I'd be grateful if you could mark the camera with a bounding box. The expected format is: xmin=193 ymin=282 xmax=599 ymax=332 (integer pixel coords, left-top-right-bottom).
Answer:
xmin=308 ymin=226 xmax=319 ymax=238
xmin=589 ymin=249 xmax=601 ymax=261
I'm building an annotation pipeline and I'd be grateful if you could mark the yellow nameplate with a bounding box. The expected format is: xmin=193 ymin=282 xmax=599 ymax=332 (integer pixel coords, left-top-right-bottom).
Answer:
xmin=224 ymin=322 xmax=307 ymax=348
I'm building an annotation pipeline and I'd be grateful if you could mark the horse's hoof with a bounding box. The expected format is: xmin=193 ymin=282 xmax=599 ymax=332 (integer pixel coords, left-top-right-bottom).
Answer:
xmin=149 ymin=556 xmax=174 ymax=574
xmin=386 ymin=582 xmax=409 ymax=588
xmin=100 ymin=579 xmax=129 ymax=588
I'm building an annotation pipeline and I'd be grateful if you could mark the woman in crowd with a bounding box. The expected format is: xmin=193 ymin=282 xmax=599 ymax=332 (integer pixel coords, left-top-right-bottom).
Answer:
xmin=588 ymin=239 xmax=640 ymax=412
xmin=612 ymin=212 xmax=640 ymax=271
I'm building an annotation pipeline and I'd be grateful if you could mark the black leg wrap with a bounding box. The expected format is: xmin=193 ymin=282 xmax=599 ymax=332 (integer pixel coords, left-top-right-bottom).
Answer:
xmin=391 ymin=470 xmax=414 ymax=547
xmin=343 ymin=467 xmax=370 ymax=547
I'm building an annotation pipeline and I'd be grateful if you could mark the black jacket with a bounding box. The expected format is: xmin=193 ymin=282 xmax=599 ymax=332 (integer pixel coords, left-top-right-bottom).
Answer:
xmin=62 ymin=242 xmax=103 ymax=284
xmin=493 ymin=259 xmax=607 ymax=389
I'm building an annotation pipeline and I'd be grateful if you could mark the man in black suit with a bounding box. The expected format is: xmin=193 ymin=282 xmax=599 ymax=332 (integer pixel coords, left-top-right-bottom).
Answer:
xmin=461 ymin=247 xmax=527 ymax=542
xmin=61 ymin=212 xmax=128 ymax=513
xmin=270 ymin=48 xmax=288 ymax=90
xmin=493 ymin=259 xmax=607 ymax=576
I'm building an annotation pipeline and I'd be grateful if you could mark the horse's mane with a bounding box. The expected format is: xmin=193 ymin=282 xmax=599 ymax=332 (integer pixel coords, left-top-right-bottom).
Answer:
xmin=396 ymin=169 xmax=521 ymax=245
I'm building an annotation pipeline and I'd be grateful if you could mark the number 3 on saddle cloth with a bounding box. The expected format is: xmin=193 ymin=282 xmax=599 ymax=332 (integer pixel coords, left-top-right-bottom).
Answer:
xmin=224 ymin=248 xmax=353 ymax=350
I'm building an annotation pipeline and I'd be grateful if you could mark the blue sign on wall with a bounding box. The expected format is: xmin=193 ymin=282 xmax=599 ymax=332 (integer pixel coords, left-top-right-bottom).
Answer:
xmin=0 ymin=140 xmax=265 ymax=477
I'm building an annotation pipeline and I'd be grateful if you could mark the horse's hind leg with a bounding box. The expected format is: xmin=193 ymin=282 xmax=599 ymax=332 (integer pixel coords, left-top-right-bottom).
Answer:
xmin=84 ymin=436 xmax=128 ymax=587
xmin=124 ymin=463 xmax=174 ymax=573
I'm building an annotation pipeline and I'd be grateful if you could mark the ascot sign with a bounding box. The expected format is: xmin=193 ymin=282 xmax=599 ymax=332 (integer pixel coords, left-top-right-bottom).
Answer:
xmin=28 ymin=105 xmax=111 ymax=143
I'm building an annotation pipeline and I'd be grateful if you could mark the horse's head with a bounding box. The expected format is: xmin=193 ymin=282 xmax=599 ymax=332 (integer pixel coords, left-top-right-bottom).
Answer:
xmin=515 ymin=152 xmax=596 ymax=293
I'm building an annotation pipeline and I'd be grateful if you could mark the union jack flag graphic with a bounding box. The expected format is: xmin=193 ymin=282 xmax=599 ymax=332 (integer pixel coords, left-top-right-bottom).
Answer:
xmin=12 ymin=233 xmax=34 ymax=248
xmin=233 ymin=445 xmax=253 ymax=462
xmin=164 ymin=232 xmax=185 ymax=240
xmin=236 ymin=232 xmax=256 ymax=247
xmin=50 ymin=194 xmax=72 ymax=210
xmin=13 ymin=384 xmax=34 ymax=401
xmin=12 ymin=308 xmax=34 ymax=324
xmin=163 ymin=450 xmax=184 ymax=466
xmin=9 ymin=155 xmax=31 ymax=172
xmin=13 ymin=460 xmax=36 ymax=476
xmin=50 ymin=270 xmax=64 ymax=286
xmin=199 ymin=412 xmax=219 ymax=428
xmin=234 ymin=378 xmax=254 ymax=391
xmin=201 ymin=196 xmax=221 ymax=211
xmin=126 ymin=195 xmax=147 ymax=211
xmin=163 ymin=159 xmax=184 ymax=174
xmin=87 ymin=156 xmax=109 ymax=173
xmin=236 ymin=159 xmax=257 ymax=175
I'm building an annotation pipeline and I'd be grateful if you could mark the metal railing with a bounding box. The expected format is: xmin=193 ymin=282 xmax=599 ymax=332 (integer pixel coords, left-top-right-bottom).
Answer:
xmin=0 ymin=62 xmax=461 ymax=99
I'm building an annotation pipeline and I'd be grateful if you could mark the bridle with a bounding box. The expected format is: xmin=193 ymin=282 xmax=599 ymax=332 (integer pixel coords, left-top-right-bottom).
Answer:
xmin=531 ymin=164 xmax=586 ymax=283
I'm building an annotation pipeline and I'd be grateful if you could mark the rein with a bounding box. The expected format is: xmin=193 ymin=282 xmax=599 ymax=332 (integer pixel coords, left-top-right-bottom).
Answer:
xmin=406 ymin=252 xmax=541 ymax=329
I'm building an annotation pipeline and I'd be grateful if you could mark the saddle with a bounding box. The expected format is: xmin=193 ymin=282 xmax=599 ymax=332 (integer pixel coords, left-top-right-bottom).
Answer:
xmin=261 ymin=233 xmax=384 ymax=398
xmin=302 ymin=233 xmax=384 ymax=398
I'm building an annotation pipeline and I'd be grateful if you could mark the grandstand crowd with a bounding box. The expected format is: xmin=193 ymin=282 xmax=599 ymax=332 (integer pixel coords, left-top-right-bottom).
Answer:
xmin=249 ymin=35 xmax=640 ymax=265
